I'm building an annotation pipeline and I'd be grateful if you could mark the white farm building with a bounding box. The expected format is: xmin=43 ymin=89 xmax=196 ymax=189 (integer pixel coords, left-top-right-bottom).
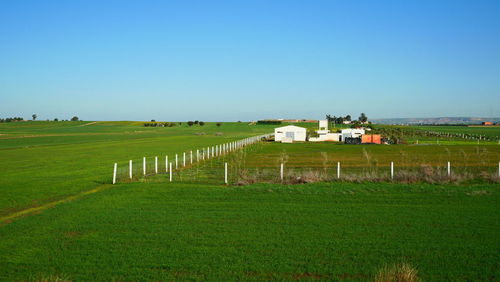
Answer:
xmin=341 ymin=128 xmax=365 ymax=141
xmin=274 ymin=125 xmax=307 ymax=143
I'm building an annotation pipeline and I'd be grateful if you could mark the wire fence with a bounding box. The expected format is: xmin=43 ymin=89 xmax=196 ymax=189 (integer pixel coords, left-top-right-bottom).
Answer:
xmin=111 ymin=133 xmax=273 ymax=184
xmin=114 ymin=154 xmax=500 ymax=186
xmin=111 ymin=135 xmax=500 ymax=185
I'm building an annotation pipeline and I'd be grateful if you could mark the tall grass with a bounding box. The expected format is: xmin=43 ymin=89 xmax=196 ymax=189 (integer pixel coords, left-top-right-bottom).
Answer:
xmin=375 ymin=262 xmax=419 ymax=282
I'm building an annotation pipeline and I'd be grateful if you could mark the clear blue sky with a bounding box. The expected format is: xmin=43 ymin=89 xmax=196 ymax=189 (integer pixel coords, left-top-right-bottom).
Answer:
xmin=1 ymin=0 xmax=499 ymax=121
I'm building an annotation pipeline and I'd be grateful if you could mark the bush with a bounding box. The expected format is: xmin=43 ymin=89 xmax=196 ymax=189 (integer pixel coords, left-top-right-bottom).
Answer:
xmin=143 ymin=122 xmax=176 ymax=127
xmin=71 ymin=116 xmax=79 ymax=121
xmin=216 ymin=122 xmax=221 ymax=127
xmin=199 ymin=121 xmax=205 ymax=126
xmin=187 ymin=121 xmax=194 ymax=126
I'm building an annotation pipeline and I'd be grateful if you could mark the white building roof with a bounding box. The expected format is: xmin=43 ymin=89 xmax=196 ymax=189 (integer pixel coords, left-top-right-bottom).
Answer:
xmin=275 ymin=125 xmax=307 ymax=131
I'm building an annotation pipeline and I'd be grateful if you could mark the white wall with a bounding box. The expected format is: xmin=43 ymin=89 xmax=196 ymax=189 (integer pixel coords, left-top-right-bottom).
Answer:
xmin=341 ymin=128 xmax=365 ymax=141
xmin=275 ymin=126 xmax=307 ymax=142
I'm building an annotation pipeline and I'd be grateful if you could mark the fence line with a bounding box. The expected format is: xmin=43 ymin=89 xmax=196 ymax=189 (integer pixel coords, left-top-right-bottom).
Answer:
xmin=112 ymin=133 xmax=273 ymax=184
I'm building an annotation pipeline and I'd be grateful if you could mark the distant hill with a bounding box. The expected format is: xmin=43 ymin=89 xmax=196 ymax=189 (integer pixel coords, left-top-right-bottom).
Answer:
xmin=371 ymin=117 xmax=500 ymax=125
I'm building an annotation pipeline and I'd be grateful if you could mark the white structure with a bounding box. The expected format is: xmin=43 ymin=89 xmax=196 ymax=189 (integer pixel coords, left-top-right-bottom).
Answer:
xmin=317 ymin=120 xmax=329 ymax=135
xmin=309 ymin=133 xmax=341 ymax=142
xmin=309 ymin=120 xmax=342 ymax=142
xmin=341 ymin=128 xmax=365 ymax=142
xmin=274 ymin=125 xmax=307 ymax=143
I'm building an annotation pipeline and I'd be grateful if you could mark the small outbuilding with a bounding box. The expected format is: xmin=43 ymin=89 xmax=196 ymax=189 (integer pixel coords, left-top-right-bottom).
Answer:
xmin=274 ymin=125 xmax=307 ymax=143
xmin=341 ymin=128 xmax=365 ymax=142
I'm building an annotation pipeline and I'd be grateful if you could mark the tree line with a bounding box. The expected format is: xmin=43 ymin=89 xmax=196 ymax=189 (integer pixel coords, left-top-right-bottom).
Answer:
xmin=144 ymin=121 xmax=219 ymax=127
xmin=326 ymin=113 xmax=368 ymax=124
xmin=0 ymin=117 xmax=24 ymax=123
xmin=1 ymin=115 xmax=80 ymax=122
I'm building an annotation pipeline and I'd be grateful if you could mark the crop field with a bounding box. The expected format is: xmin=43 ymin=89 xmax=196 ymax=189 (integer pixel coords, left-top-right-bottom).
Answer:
xmin=371 ymin=124 xmax=500 ymax=144
xmin=414 ymin=125 xmax=500 ymax=138
xmin=0 ymin=121 xmax=274 ymax=216
xmin=169 ymin=142 xmax=500 ymax=185
xmin=0 ymin=121 xmax=499 ymax=280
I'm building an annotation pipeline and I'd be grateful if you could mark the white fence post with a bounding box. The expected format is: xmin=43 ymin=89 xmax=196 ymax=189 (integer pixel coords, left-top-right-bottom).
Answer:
xmin=175 ymin=154 xmax=178 ymax=169
xmin=155 ymin=156 xmax=158 ymax=174
xmin=143 ymin=157 xmax=146 ymax=176
xmin=337 ymin=162 xmax=340 ymax=179
xmin=197 ymin=149 xmax=199 ymax=162
xmin=190 ymin=151 xmax=193 ymax=164
xmin=129 ymin=160 xmax=132 ymax=179
xmin=183 ymin=152 xmax=186 ymax=167
xmin=165 ymin=156 xmax=168 ymax=172
xmin=280 ymin=163 xmax=284 ymax=182
xmin=224 ymin=162 xmax=228 ymax=184
xmin=447 ymin=161 xmax=451 ymax=177
xmin=391 ymin=161 xmax=394 ymax=179
xmin=169 ymin=162 xmax=172 ymax=182
xmin=113 ymin=163 xmax=117 ymax=184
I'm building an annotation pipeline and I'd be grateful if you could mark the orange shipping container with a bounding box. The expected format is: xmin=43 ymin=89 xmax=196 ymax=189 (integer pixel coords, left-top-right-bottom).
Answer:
xmin=361 ymin=134 xmax=381 ymax=144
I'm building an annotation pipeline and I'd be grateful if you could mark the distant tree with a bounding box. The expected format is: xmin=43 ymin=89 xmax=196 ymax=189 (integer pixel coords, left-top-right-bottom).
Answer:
xmin=199 ymin=121 xmax=205 ymax=126
xmin=32 ymin=114 xmax=37 ymax=121
xmin=359 ymin=113 xmax=368 ymax=123
xmin=216 ymin=122 xmax=221 ymax=127
xmin=151 ymin=119 xmax=156 ymax=122
xmin=54 ymin=118 xmax=58 ymax=121
xmin=178 ymin=122 xmax=182 ymax=125
xmin=336 ymin=116 xmax=344 ymax=124
xmin=187 ymin=121 xmax=194 ymax=126
xmin=194 ymin=120 xmax=199 ymax=124
xmin=71 ymin=116 xmax=79 ymax=121
xmin=350 ymin=120 xmax=362 ymax=128
xmin=326 ymin=114 xmax=333 ymax=122
xmin=345 ymin=115 xmax=351 ymax=121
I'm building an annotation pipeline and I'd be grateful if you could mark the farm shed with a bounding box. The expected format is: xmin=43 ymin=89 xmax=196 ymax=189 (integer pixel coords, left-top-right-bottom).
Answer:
xmin=274 ymin=125 xmax=307 ymax=143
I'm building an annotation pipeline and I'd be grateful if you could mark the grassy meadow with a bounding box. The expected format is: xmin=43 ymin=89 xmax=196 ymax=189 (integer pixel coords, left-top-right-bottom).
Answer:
xmin=0 ymin=121 xmax=274 ymax=216
xmin=0 ymin=121 xmax=499 ymax=280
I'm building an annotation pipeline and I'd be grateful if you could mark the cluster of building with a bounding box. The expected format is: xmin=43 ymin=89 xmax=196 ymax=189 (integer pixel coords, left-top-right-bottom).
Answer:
xmin=274 ymin=120 xmax=382 ymax=144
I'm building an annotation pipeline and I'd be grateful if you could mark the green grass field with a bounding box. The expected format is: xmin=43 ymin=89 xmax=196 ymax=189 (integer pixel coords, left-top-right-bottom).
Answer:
xmin=0 ymin=182 xmax=498 ymax=280
xmin=0 ymin=121 xmax=499 ymax=280
xmin=414 ymin=125 xmax=500 ymax=138
xmin=0 ymin=121 xmax=274 ymax=216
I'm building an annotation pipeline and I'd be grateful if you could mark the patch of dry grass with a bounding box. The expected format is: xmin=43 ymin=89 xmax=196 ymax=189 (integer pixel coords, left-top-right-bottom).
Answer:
xmin=375 ymin=262 xmax=419 ymax=282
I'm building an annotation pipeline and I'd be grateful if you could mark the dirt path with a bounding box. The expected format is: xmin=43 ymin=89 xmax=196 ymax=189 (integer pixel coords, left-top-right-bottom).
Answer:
xmin=0 ymin=184 xmax=113 ymax=225
xmin=78 ymin=121 xmax=99 ymax=127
